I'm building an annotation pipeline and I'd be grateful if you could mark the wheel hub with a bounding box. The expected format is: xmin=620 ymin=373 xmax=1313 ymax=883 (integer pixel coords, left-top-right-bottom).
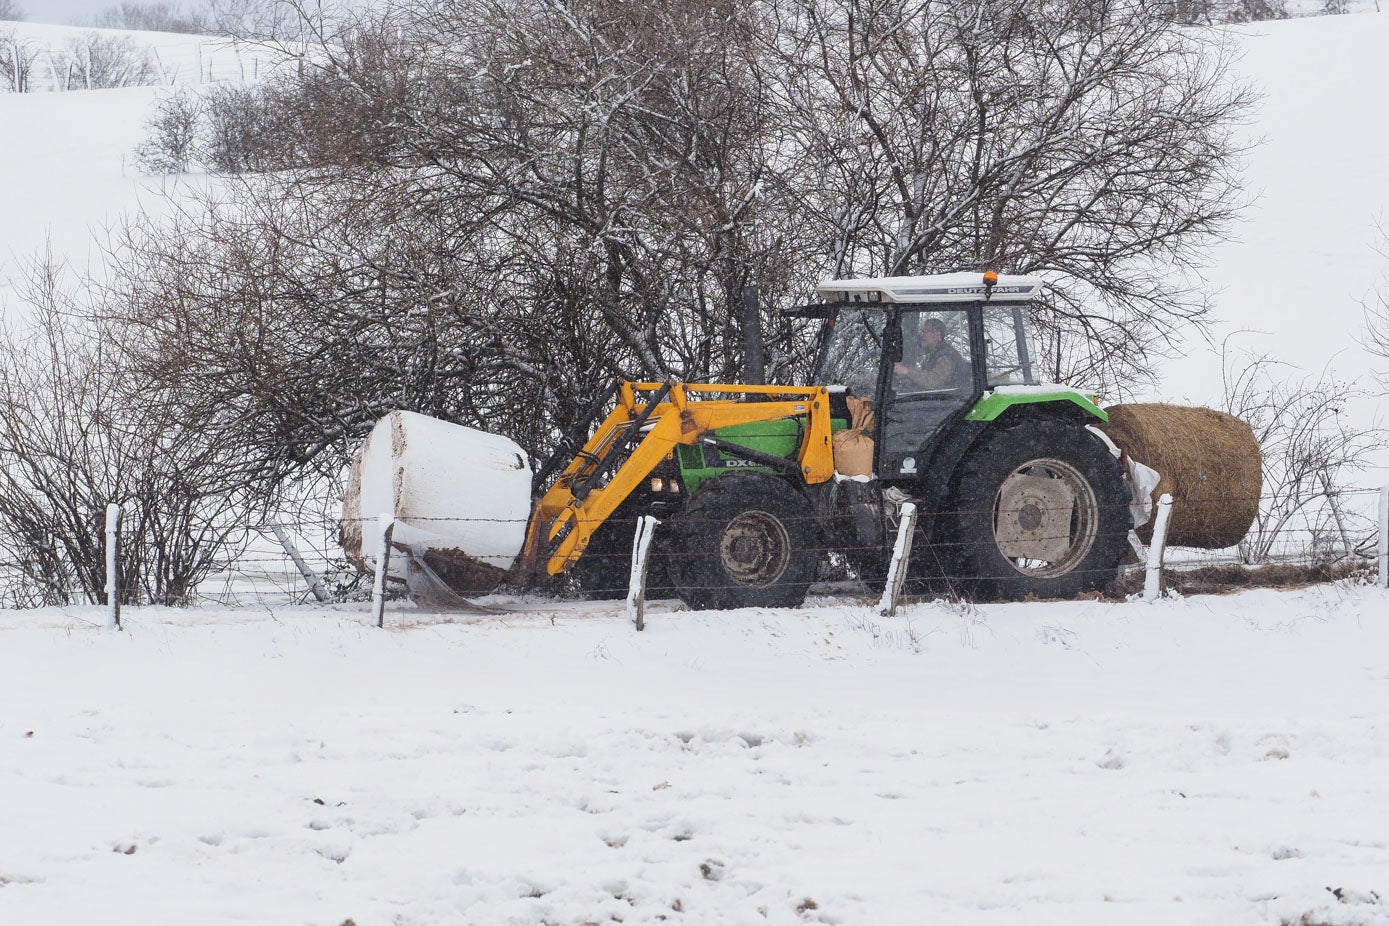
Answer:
xmin=720 ymin=510 xmax=791 ymax=587
xmin=992 ymin=459 xmax=1099 ymax=577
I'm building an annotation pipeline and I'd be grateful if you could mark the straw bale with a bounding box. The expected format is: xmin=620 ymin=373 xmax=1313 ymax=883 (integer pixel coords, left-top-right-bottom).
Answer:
xmin=1098 ymin=404 xmax=1261 ymax=549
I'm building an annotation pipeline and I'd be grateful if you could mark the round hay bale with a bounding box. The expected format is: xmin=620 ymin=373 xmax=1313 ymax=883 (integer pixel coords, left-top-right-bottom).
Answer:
xmin=1098 ymin=404 xmax=1261 ymax=549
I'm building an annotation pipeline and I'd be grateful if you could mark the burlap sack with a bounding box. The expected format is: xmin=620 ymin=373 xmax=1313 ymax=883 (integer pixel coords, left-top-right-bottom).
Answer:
xmin=833 ymin=427 xmax=875 ymax=477
xmin=846 ymin=395 xmax=875 ymax=431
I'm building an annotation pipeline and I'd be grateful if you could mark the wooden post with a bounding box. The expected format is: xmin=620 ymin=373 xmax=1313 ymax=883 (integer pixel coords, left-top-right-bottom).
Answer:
xmin=371 ymin=514 xmax=395 ymax=629
xmin=105 ymin=503 xmax=121 ymax=630
xmin=627 ymin=516 xmax=660 ymax=631
xmin=268 ymin=522 xmax=328 ymax=603
xmin=1144 ymin=493 xmax=1174 ymax=602
xmin=878 ymin=502 xmax=919 ymax=617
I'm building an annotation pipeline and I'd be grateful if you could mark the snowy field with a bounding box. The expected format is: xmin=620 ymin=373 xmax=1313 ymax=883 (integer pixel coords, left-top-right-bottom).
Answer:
xmin=2 ymin=586 xmax=1388 ymax=926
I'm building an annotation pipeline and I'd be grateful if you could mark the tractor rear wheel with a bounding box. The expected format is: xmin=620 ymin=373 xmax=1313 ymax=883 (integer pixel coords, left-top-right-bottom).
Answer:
xmin=668 ymin=473 xmax=820 ymax=610
xmin=941 ymin=420 xmax=1131 ymax=601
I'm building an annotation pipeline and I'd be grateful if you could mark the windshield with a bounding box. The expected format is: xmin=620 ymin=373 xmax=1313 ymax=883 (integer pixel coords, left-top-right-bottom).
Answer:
xmin=816 ymin=308 xmax=887 ymax=396
xmin=982 ymin=305 xmax=1041 ymax=386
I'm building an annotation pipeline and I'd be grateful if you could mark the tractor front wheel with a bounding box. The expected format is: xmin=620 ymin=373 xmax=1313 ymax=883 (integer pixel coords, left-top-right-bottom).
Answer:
xmin=942 ymin=420 xmax=1132 ymax=601
xmin=668 ymin=474 xmax=821 ymax=610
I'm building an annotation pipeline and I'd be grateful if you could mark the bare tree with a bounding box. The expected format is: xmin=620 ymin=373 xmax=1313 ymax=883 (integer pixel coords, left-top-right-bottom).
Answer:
xmin=0 ymin=26 xmax=39 ymax=91
xmin=118 ymin=0 xmax=1254 ymax=487
xmin=0 ymin=1 xmax=24 ymax=22
xmin=765 ymin=0 xmax=1255 ymax=393
xmin=118 ymin=0 xmax=821 ymax=472
xmin=55 ymin=33 xmax=156 ymax=89
xmin=204 ymin=0 xmax=304 ymax=39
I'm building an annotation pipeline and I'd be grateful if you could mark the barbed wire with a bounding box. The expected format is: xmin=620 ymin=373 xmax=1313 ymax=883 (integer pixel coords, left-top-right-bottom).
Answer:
xmin=2 ymin=486 xmax=1383 ymax=609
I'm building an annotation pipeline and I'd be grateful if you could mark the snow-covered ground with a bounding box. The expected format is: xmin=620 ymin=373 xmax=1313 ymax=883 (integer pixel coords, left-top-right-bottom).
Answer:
xmin=3 ymin=10 xmax=1389 ymax=925
xmin=2 ymin=586 xmax=1388 ymax=926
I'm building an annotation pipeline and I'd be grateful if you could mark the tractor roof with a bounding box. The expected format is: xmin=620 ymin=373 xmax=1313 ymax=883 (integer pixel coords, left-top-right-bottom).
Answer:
xmin=816 ymin=272 xmax=1044 ymax=305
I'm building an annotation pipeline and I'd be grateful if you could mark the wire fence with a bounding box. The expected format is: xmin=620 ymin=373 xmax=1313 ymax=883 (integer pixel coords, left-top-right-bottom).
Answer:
xmin=3 ymin=484 xmax=1385 ymax=620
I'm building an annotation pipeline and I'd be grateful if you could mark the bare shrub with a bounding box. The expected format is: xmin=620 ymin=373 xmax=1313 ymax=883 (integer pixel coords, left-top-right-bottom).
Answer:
xmin=199 ymin=82 xmax=305 ymax=172
xmin=92 ymin=2 xmax=208 ymax=34
xmin=1221 ymin=341 xmax=1384 ymax=564
xmin=134 ymin=88 xmax=202 ymax=173
xmin=0 ymin=254 xmax=279 ymax=606
xmin=1220 ymin=0 xmax=1291 ymax=23
xmin=1156 ymin=0 xmax=1289 ymax=22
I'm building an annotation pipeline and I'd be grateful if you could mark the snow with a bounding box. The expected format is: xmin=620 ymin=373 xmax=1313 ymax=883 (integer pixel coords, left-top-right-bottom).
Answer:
xmin=2 ymin=588 xmax=1388 ymax=925
xmin=3 ymin=11 xmax=1389 ymax=925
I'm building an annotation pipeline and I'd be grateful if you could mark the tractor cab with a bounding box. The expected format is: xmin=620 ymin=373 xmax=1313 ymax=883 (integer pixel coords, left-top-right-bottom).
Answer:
xmin=808 ymin=272 xmax=1047 ymax=482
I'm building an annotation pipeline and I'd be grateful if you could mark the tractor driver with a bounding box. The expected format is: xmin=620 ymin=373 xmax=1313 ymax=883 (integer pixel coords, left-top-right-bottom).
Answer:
xmin=894 ymin=316 xmax=970 ymax=391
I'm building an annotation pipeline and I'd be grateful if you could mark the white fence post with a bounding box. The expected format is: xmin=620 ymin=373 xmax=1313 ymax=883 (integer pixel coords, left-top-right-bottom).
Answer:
xmin=371 ymin=514 xmax=395 ymax=628
xmin=1144 ymin=493 xmax=1174 ymax=602
xmin=878 ymin=502 xmax=919 ymax=617
xmin=627 ymin=516 xmax=660 ymax=631
xmin=1378 ymin=485 xmax=1388 ymax=590
xmin=268 ymin=522 xmax=329 ymax=603
xmin=105 ymin=503 xmax=122 ymax=630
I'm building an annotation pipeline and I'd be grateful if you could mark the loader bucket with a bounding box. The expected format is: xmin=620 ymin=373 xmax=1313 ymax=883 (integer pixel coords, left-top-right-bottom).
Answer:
xmin=340 ymin=411 xmax=532 ymax=596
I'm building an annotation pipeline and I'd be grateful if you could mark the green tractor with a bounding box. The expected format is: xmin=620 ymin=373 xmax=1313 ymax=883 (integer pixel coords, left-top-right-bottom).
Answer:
xmin=800 ymin=271 xmax=1133 ymax=602
xmin=521 ymin=271 xmax=1135 ymax=608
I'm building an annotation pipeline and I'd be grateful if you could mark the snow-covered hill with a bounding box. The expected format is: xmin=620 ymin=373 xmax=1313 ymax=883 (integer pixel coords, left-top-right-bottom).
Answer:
xmin=0 ymin=21 xmax=275 ymax=292
xmin=1 ymin=20 xmax=270 ymax=88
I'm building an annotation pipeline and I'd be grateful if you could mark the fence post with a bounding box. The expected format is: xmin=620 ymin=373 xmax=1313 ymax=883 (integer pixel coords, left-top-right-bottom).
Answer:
xmin=1144 ymin=493 xmax=1174 ymax=602
xmin=268 ymin=522 xmax=329 ymax=603
xmin=371 ymin=514 xmax=395 ymax=629
xmin=627 ymin=516 xmax=660 ymax=631
xmin=1379 ymin=485 xmax=1388 ymax=590
xmin=878 ymin=502 xmax=919 ymax=617
xmin=105 ymin=503 xmax=121 ymax=630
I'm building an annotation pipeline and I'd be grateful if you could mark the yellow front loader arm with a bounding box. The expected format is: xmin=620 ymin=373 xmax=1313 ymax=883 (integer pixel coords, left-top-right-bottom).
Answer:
xmin=519 ymin=381 xmax=834 ymax=579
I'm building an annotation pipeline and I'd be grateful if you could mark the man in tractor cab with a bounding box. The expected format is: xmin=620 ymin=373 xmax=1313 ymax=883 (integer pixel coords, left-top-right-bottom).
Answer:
xmin=894 ymin=316 xmax=970 ymax=391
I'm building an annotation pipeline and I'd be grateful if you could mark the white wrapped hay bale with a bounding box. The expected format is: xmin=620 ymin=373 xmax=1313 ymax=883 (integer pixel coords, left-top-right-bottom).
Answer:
xmin=341 ymin=411 xmax=533 ymax=594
